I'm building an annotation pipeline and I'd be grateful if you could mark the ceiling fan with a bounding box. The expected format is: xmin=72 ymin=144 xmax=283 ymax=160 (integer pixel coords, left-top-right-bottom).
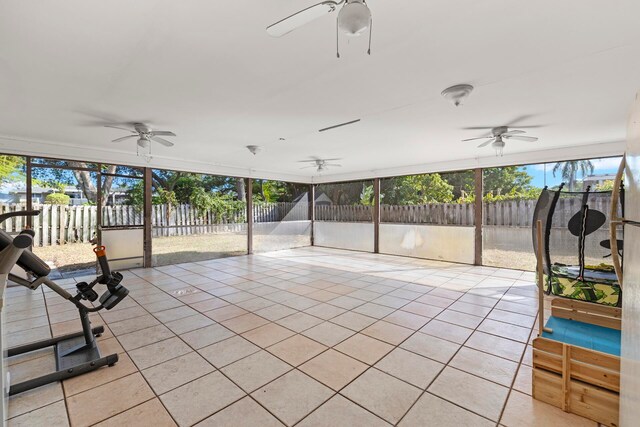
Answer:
xmin=299 ymin=158 xmax=342 ymax=172
xmin=267 ymin=0 xmax=372 ymax=57
xmin=105 ymin=123 xmax=176 ymax=148
xmin=463 ymin=126 xmax=538 ymax=156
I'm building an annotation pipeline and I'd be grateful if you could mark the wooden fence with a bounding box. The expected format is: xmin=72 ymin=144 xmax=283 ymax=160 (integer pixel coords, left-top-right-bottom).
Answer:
xmin=0 ymin=195 xmax=614 ymax=246
xmin=318 ymin=195 xmax=615 ymax=228
xmin=0 ymin=201 xmax=310 ymax=246
xmin=316 ymin=203 xmax=475 ymax=224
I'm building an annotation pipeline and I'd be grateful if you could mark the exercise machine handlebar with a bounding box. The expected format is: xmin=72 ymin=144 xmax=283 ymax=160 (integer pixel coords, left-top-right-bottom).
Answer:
xmin=0 ymin=232 xmax=33 ymax=274
xmin=93 ymin=246 xmax=112 ymax=281
xmin=0 ymin=210 xmax=40 ymax=226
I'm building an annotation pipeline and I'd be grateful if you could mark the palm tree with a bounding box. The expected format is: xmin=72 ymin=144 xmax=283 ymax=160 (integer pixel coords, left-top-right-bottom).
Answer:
xmin=552 ymin=160 xmax=594 ymax=191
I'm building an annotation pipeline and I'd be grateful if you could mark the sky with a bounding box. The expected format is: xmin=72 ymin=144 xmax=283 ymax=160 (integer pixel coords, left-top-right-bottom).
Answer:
xmin=519 ymin=156 xmax=622 ymax=189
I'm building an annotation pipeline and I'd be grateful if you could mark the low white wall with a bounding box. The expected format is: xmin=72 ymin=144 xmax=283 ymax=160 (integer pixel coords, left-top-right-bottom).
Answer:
xmin=379 ymin=223 xmax=475 ymax=264
xmin=253 ymin=220 xmax=311 ymax=237
xmin=314 ymin=221 xmax=374 ymax=252
xmin=253 ymin=220 xmax=312 ymax=252
xmin=101 ymin=228 xmax=144 ymax=270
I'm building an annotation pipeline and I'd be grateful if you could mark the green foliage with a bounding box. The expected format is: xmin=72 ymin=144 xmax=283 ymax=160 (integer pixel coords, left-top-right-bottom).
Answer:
xmin=379 ymin=168 xmax=537 ymax=205
xmin=261 ymin=180 xmax=286 ymax=203
xmin=44 ymin=192 xmax=70 ymax=205
xmin=482 ymin=187 xmax=542 ymax=202
xmin=45 ymin=181 xmax=67 ymax=192
xmin=441 ymin=171 xmax=475 ymax=200
xmin=0 ymin=156 xmax=25 ymax=184
xmin=359 ymin=185 xmax=375 ymax=206
xmin=30 ymin=167 xmax=76 ymax=189
xmin=189 ymin=187 xmax=246 ymax=222
xmin=459 ymin=187 xmax=541 ymax=203
xmin=126 ymin=181 xmax=144 ymax=208
xmin=154 ymin=188 xmax=177 ymax=206
xmin=595 ymin=180 xmax=615 ymax=192
xmin=482 ymin=166 xmax=533 ymax=197
xmin=382 ymin=174 xmax=455 ymax=205
xmin=253 ymin=180 xmax=308 ymax=203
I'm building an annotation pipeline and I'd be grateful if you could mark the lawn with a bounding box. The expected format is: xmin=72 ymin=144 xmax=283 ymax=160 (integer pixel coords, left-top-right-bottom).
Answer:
xmin=32 ymin=233 xmax=311 ymax=271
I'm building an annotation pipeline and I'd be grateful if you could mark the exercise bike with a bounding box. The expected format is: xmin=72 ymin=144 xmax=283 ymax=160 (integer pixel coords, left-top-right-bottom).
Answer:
xmin=0 ymin=210 xmax=129 ymax=395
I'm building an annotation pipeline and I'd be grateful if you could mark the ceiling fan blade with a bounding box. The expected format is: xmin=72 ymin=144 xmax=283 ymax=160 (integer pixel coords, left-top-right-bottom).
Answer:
xmin=151 ymin=131 xmax=176 ymax=137
xmin=461 ymin=126 xmax=494 ymax=130
xmin=105 ymin=125 xmax=136 ymax=133
xmin=298 ymin=160 xmax=320 ymax=163
xmin=266 ymin=1 xmax=339 ymax=37
xmin=505 ymin=135 xmax=538 ymax=142
xmin=501 ymin=130 xmax=525 ymax=136
xmin=151 ymin=136 xmax=175 ymax=147
xmin=112 ymin=135 xmax=138 ymax=143
xmin=478 ymin=139 xmax=495 ymax=148
xmin=506 ymin=114 xmax=536 ymax=127
xmin=462 ymin=136 xmax=492 ymax=142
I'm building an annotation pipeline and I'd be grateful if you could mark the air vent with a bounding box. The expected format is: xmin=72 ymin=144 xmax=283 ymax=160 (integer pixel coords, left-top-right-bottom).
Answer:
xmin=318 ymin=119 xmax=361 ymax=132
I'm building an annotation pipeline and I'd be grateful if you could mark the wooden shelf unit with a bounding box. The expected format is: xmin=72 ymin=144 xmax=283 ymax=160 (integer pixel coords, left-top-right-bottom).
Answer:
xmin=532 ymin=298 xmax=621 ymax=427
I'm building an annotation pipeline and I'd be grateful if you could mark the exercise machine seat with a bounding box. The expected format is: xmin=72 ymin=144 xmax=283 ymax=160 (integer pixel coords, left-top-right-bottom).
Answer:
xmin=0 ymin=229 xmax=51 ymax=277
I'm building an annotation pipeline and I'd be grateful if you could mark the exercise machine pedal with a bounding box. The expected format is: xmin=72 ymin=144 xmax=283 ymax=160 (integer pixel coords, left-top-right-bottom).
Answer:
xmin=76 ymin=282 xmax=99 ymax=302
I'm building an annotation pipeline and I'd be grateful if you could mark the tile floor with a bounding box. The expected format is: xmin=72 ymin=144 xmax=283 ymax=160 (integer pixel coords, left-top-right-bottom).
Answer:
xmin=5 ymin=247 xmax=600 ymax=426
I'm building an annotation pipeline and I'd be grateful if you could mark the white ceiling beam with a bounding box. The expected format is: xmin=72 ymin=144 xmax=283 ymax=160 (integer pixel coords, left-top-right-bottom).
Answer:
xmin=1 ymin=135 xmax=624 ymax=185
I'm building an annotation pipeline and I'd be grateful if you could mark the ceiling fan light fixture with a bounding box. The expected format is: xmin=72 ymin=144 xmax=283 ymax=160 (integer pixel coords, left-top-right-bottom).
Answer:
xmin=137 ymin=137 xmax=150 ymax=149
xmin=338 ymin=0 xmax=371 ymax=36
xmin=441 ymin=84 xmax=474 ymax=107
xmin=492 ymin=136 xmax=506 ymax=157
xmin=136 ymin=137 xmax=152 ymax=162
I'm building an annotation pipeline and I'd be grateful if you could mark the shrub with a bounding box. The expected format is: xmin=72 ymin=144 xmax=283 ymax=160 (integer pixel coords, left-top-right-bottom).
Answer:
xmin=44 ymin=193 xmax=70 ymax=205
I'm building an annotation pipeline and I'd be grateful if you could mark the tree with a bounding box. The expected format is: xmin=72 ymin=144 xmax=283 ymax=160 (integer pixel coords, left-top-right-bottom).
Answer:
xmin=552 ymin=160 xmax=594 ymax=191
xmin=0 ymin=156 xmax=25 ymax=184
xmin=252 ymin=180 xmax=308 ymax=203
xmin=67 ymin=162 xmax=117 ymax=205
xmin=30 ymin=161 xmax=117 ymax=205
xmin=319 ymin=182 xmax=370 ymax=206
xmin=441 ymin=171 xmax=475 ymax=200
xmin=236 ymin=178 xmax=246 ymax=202
xmin=483 ymin=166 xmax=533 ymax=196
xmin=381 ymin=174 xmax=455 ymax=205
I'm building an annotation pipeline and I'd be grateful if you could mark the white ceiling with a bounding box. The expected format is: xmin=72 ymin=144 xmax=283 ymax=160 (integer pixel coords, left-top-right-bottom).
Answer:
xmin=0 ymin=0 xmax=638 ymax=183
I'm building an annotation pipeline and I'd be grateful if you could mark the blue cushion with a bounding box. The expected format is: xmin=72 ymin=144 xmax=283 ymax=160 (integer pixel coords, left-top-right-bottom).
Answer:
xmin=541 ymin=316 xmax=621 ymax=356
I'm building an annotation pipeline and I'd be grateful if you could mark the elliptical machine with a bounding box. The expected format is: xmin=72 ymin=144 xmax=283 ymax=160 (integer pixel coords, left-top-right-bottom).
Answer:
xmin=0 ymin=210 xmax=129 ymax=395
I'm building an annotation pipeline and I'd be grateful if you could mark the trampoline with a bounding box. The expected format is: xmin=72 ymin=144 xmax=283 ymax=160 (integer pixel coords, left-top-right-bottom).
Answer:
xmin=532 ymin=184 xmax=623 ymax=307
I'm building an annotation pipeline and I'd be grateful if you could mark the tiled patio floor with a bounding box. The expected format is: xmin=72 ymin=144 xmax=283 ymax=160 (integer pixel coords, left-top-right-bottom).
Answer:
xmin=5 ymin=247 xmax=598 ymax=426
